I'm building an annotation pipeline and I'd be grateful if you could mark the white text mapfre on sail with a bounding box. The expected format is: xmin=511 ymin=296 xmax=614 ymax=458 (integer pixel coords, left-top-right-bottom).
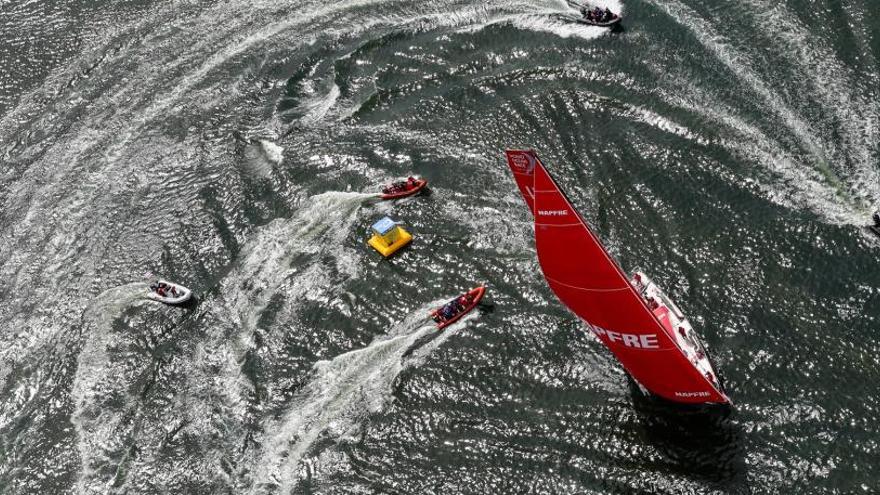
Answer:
xmin=589 ymin=324 xmax=660 ymax=349
xmin=538 ymin=210 xmax=569 ymax=216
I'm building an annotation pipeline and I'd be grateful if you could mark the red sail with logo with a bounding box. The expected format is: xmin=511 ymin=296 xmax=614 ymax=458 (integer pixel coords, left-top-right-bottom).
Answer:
xmin=505 ymin=149 xmax=729 ymax=405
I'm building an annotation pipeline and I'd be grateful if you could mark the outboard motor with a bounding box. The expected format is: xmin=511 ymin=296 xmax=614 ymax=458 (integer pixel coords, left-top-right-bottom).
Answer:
xmin=873 ymin=211 xmax=880 ymax=227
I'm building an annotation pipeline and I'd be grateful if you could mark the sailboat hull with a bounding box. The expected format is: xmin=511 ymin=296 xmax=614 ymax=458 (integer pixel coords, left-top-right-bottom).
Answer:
xmin=504 ymin=149 xmax=731 ymax=405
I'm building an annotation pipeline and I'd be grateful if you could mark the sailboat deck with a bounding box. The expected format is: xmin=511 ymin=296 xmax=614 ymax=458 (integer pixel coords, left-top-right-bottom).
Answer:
xmin=631 ymin=271 xmax=720 ymax=387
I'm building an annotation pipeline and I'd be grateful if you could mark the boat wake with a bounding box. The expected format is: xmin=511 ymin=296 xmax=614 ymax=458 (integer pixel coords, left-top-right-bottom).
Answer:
xmin=222 ymin=191 xmax=375 ymax=332
xmin=508 ymin=13 xmax=610 ymax=40
xmin=468 ymin=0 xmax=624 ymax=41
xmin=246 ymin=302 xmax=478 ymax=494
xmin=70 ymin=283 xmax=154 ymax=494
xmin=646 ymin=0 xmax=879 ymax=224
xmin=183 ymin=190 xmax=378 ymax=421
xmin=2 ymin=0 xmax=877 ymax=490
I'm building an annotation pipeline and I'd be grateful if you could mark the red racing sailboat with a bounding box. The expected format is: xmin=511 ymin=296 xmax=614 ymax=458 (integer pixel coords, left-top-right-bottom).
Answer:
xmin=505 ymin=149 xmax=730 ymax=405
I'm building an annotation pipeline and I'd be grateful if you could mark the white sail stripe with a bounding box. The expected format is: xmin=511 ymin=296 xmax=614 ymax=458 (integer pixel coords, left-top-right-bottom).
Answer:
xmin=545 ymin=275 xmax=630 ymax=292
xmin=535 ymin=222 xmax=582 ymax=227
xmin=534 ymin=167 xmax=645 ymax=299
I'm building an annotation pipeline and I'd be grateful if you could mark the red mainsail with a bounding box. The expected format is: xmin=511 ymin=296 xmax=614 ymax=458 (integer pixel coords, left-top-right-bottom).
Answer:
xmin=505 ymin=149 xmax=729 ymax=404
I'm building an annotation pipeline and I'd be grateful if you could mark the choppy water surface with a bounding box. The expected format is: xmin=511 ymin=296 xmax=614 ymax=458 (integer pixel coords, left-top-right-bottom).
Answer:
xmin=1 ymin=0 xmax=879 ymax=493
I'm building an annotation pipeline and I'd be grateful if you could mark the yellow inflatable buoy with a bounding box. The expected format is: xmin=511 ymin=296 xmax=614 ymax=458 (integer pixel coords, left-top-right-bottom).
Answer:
xmin=368 ymin=216 xmax=412 ymax=257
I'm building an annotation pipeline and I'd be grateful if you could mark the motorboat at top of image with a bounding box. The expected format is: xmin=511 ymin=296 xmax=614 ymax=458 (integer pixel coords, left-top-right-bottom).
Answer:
xmin=146 ymin=279 xmax=192 ymax=305
xmin=567 ymin=1 xmax=621 ymax=26
xmin=504 ymin=149 xmax=730 ymax=406
xmin=431 ymin=286 xmax=486 ymax=329
xmin=381 ymin=176 xmax=428 ymax=200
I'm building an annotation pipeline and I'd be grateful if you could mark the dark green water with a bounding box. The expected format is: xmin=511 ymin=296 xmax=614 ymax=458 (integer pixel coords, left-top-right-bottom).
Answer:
xmin=1 ymin=0 xmax=878 ymax=493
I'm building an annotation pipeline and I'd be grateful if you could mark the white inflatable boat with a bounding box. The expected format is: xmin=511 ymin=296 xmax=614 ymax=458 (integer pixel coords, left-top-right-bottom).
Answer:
xmin=146 ymin=280 xmax=192 ymax=305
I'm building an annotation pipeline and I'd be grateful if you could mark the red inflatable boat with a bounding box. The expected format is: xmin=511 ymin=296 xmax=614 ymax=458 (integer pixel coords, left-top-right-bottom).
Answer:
xmin=431 ymin=286 xmax=486 ymax=329
xmin=381 ymin=177 xmax=428 ymax=200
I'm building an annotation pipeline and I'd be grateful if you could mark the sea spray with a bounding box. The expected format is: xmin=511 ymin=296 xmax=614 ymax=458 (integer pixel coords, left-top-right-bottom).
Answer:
xmin=242 ymin=139 xmax=284 ymax=178
xmin=299 ymin=84 xmax=342 ymax=125
xmin=247 ymin=303 xmax=480 ymax=494
xmin=258 ymin=140 xmax=285 ymax=165
xmin=70 ymin=283 xmax=155 ymax=494
xmin=153 ymin=190 xmax=380 ymax=485
xmin=644 ymin=0 xmax=872 ymax=223
xmin=221 ymin=191 xmax=376 ymax=333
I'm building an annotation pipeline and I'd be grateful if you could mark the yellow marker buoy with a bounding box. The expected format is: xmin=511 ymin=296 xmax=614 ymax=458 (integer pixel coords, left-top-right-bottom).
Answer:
xmin=368 ymin=216 xmax=412 ymax=257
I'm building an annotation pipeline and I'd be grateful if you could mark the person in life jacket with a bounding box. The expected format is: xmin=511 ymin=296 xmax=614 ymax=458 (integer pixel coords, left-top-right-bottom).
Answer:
xmin=678 ymin=325 xmax=696 ymax=347
xmin=385 ymin=179 xmax=412 ymax=194
xmin=631 ymin=273 xmax=644 ymax=291
xmin=441 ymin=303 xmax=456 ymax=319
xmin=454 ymin=294 xmax=471 ymax=312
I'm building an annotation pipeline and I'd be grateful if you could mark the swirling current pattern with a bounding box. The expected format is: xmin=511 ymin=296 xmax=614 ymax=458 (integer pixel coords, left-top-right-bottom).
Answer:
xmin=1 ymin=0 xmax=879 ymax=493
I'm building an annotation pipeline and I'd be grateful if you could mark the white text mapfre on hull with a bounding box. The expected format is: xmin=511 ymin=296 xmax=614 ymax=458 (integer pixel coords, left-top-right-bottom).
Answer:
xmin=504 ymin=149 xmax=730 ymax=405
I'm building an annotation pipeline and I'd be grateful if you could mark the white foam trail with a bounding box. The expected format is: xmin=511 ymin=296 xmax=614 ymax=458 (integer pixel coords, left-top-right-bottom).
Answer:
xmin=186 ymin=191 xmax=375 ymax=440
xmin=560 ymin=0 xmax=623 ymax=15
xmin=737 ymin=0 xmax=880 ymax=211
xmin=299 ymin=84 xmax=342 ymax=125
xmin=449 ymin=0 xmax=619 ymax=40
xmin=624 ymin=103 xmax=709 ymax=144
xmin=70 ymin=283 xmax=151 ymax=494
xmin=223 ymin=191 xmax=374 ymax=331
xmin=648 ymin=0 xmax=825 ymax=156
xmin=646 ymin=0 xmax=874 ymax=224
xmin=242 ymin=139 xmax=284 ymax=178
xmin=248 ymin=303 xmax=480 ymax=494
xmin=99 ymin=0 xmax=398 ymax=158
xmin=509 ymin=14 xmax=607 ymax=40
xmin=259 ymin=140 xmax=284 ymax=165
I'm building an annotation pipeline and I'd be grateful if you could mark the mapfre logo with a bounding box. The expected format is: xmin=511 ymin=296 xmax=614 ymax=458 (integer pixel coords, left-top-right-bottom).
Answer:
xmin=538 ymin=210 xmax=568 ymax=216
xmin=508 ymin=152 xmax=536 ymax=174
xmin=589 ymin=324 xmax=660 ymax=349
xmin=675 ymin=391 xmax=711 ymax=398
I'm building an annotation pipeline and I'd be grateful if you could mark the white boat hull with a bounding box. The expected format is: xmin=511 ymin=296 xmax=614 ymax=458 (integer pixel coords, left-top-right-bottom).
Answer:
xmin=146 ymin=280 xmax=192 ymax=305
xmin=631 ymin=271 xmax=722 ymax=389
